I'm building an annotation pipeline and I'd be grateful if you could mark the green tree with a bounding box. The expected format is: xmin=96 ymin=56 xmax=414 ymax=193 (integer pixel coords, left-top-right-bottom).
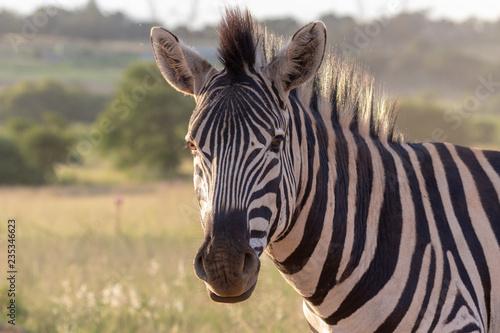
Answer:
xmin=4 ymin=117 xmax=37 ymax=136
xmin=43 ymin=111 xmax=69 ymax=131
xmin=3 ymin=113 xmax=76 ymax=184
xmin=97 ymin=62 xmax=195 ymax=177
xmin=0 ymin=137 xmax=33 ymax=184
xmin=0 ymin=79 xmax=108 ymax=123
xmin=18 ymin=126 xmax=72 ymax=182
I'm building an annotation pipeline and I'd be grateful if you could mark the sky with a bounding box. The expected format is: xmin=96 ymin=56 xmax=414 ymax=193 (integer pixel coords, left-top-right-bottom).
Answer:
xmin=2 ymin=0 xmax=500 ymax=29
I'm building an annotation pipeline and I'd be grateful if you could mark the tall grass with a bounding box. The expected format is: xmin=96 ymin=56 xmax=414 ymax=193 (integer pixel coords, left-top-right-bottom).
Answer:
xmin=0 ymin=183 xmax=308 ymax=332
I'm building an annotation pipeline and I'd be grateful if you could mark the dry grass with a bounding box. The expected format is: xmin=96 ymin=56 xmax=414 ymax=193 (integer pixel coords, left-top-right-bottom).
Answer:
xmin=0 ymin=183 xmax=308 ymax=332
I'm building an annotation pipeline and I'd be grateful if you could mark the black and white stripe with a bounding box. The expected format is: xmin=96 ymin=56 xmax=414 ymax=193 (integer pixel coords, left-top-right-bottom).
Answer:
xmin=151 ymin=8 xmax=500 ymax=332
xmin=188 ymin=70 xmax=294 ymax=256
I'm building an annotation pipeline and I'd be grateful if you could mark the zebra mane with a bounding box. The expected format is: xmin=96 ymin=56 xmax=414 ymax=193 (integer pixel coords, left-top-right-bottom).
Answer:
xmin=217 ymin=8 xmax=258 ymax=77
xmin=217 ymin=8 xmax=402 ymax=142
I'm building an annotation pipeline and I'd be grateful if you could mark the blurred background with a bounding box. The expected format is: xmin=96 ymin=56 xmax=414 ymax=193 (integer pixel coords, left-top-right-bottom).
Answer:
xmin=0 ymin=0 xmax=499 ymax=332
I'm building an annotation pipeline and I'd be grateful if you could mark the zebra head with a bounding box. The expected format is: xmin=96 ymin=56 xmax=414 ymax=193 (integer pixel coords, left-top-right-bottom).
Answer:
xmin=151 ymin=9 xmax=326 ymax=303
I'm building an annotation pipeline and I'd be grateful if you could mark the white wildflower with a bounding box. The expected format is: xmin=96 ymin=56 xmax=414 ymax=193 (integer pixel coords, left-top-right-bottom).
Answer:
xmin=102 ymin=282 xmax=125 ymax=307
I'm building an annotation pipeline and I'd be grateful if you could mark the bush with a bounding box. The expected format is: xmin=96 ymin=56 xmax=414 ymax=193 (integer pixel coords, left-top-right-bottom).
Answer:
xmin=1 ymin=113 xmax=76 ymax=184
xmin=97 ymin=62 xmax=195 ymax=177
xmin=0 ymin=137 xmax=35 ymax=184
xmin=18 ymin=126 xmax=74 ymax=183
xmin=0 ymin=79 xmax=109 ymax=123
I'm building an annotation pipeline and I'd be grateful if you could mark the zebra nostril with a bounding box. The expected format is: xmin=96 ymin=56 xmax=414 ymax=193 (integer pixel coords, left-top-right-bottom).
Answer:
xmin=194 ymin=252 xmax=208 ymax=282
xmin=242 ymin=250 xmax=259 ymax=279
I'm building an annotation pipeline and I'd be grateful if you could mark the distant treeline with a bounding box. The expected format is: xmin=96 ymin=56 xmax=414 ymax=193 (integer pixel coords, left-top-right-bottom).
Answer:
xmin=2 ymin=2 xmax=500 ymax=97
xmin=0 ymin=64 xmax=194 ymax=184
xmin=0 ymin=0 xmax=157 ymax=41
xmin=0 ymin=79 xmax=107 ymax=123
xmin=1 ymin=1 xmax=500 ymax=44
xmin=1 ymin=2 xmax=500 ymax=184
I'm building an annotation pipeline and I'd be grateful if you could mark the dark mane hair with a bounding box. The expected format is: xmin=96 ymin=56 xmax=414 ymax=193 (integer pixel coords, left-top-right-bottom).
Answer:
xmin=217 ymin=8 xmax=258 ymax=77
xmin=216 ymin=8 xmax=402 ymax=142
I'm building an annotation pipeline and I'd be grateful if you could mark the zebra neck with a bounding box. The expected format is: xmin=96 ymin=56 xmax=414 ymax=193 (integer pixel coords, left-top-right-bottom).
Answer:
xmin=267 ymin=119 xmax=411 ymax=310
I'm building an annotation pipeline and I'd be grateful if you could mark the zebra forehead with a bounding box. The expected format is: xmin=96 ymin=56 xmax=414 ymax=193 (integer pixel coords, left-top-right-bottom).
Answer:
xmin=188 ymin=75 xmax=285 ymax=139
xmin=196 ymin=70 xmax=279 ymax=108
xmin=188 ymin=101 xmax=275 ymax=146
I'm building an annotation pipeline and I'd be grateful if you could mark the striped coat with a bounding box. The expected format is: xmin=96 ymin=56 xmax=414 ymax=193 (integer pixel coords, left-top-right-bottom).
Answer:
xmin=151 ymin=8 xmax=500 ymax=332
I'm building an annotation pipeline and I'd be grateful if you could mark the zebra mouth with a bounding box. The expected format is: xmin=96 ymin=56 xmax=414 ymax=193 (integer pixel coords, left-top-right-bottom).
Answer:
xmin=207 ymin=282 xmax=257 ymax=303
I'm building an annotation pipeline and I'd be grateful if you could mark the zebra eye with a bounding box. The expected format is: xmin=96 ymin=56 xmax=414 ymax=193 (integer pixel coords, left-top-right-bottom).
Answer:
xmin=188 ymin=142 xmax=197 ymax=151
xmin=270 ymin=135 xmax=284 ymax=151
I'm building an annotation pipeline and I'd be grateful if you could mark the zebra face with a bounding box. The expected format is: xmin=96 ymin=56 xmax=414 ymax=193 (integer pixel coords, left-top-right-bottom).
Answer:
xmin=187 ymin=73 xmax=290 ymax=302
xmin=151 ymin=12 xmax=326 ymax=303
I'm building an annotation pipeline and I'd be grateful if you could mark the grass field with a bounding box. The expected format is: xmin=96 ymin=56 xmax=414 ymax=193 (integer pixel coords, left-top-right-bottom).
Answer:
xmin=0 ymin=183 xmax=309 ymax=332
xmin=0 ymin=35 xmax=152 ymax=92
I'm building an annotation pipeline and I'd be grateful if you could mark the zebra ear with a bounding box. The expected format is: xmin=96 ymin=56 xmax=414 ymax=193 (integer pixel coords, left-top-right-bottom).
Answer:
xmin=266 ymin=21 xmax=327 ymax=92
xmin=151 ymin=27 xmax=216 ymax=95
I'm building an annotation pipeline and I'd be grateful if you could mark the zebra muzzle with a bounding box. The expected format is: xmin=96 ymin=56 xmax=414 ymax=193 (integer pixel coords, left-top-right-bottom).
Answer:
xmin=194 ymin=239 xmax=260 ymax=303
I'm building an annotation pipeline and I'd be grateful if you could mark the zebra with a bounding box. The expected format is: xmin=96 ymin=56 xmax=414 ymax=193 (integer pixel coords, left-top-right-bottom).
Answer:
xmin=150 ymin=8 xmax=500 ymax=333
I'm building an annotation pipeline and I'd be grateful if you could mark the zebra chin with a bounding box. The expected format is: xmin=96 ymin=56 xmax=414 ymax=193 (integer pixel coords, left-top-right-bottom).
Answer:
xmin=206 ymin=280 xmax=258 ymax=303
